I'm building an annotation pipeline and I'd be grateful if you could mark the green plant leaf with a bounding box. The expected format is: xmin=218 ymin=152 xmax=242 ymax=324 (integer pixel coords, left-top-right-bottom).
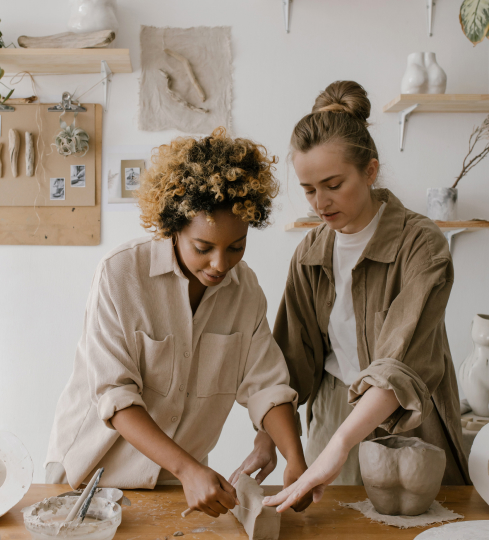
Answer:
xmin=0 ymin=68 xmax=4 ymax=79
xmin=460 ymin=0 xmax=489 ymax=45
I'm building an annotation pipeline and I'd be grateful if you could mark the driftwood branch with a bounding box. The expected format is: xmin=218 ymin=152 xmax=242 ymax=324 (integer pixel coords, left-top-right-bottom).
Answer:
xmin=453 ymin=119 xmax=489 ymax=188
xmin=9 ymin=129 xmax=20 ymax=178
xmin=5 ymin=96 xmax=37 ymax=104
xmin=18 ymin=30 xmax=115 ymax=49
xmin=164 ymin=48 xmax=206 ymax=102
xmin=159 ymin=69 xmax=208 ymax=114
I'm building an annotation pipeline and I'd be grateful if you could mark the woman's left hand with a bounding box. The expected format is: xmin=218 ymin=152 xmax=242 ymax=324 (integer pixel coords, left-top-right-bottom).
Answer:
xmin=263 ymin=437 xmax=349 ymax=512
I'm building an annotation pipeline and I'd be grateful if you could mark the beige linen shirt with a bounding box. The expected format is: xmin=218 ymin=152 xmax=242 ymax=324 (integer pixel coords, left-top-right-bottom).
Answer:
xmin=46 ymin=236 xmax=297 ymax=489
xmin=274 ymin=189 xmax=470 ymax=484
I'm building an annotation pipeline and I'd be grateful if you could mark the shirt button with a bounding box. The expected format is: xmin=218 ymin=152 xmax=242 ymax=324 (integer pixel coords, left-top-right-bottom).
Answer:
xmin=184 ymin=351 xmax=191 ymax=358
xmin=326 ymin=301 xmax=332 ymax=307
xmin=179 ymin=384 xmax=185 ymax=391
xmin=171 ymin=416 xmax=178 ymax=423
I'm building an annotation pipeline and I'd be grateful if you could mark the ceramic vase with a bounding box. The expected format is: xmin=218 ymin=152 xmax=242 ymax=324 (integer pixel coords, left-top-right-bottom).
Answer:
xmin=459 ymin=314 xmax=489 ymax=417
xmin=359 ymin=435 xmax=446 ymax=516
xmin=401 ymin=53 xmax=429 ymax=94
xmin=424 ymin=52 xmax=447 ymax=94
xmin=426 ymin=187 xmax=457 ymax=221
xmin=68 ymin=0 xmax=119 ymax=33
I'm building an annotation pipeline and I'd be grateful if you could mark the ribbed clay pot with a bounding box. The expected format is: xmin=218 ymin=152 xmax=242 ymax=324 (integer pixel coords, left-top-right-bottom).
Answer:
xmin=359 ymin=435 xmax=446 ymax=516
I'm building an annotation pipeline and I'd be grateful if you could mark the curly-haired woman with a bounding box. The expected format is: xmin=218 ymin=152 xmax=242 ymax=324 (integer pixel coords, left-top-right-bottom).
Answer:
xmin=45 ymin=128 xmax=312 ymax=516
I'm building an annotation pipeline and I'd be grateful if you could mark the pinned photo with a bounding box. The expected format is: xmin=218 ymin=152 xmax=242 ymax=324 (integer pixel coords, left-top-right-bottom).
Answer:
xmin=125 ymin=167 xmax=140 ymax=191
xmin=50 ymin=178 xmax=65 ymax=201
xmin=71 ymin=165 xmax=86 ymax=187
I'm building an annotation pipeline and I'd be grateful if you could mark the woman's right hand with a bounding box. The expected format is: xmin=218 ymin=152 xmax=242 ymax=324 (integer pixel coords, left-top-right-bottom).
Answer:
xmin=180 ymin=463 xmax=238 ymax=518
xmin=229 ymin=430 xmax=277 ymax=486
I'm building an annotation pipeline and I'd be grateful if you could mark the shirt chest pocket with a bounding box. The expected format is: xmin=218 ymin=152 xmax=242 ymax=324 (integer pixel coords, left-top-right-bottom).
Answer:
xmin=197 ymin=332 xmax=243 ymax=397
xmin=135 ymin=331 xmax=174 ymax=396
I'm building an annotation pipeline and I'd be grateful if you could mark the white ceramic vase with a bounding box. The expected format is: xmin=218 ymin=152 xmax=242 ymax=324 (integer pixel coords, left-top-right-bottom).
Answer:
xmin=459 ymin=314 xmax=489 ymax=417
xmin=68 ymin=0 xmax=119 ymax=33
xmin=424 ymin=52 xmax=447 ymax=94
xmin=401 ymin=53 xmax=429 ymax=94
xmin=426 ymin=187 xmax=457 ymax=221
xmin=401 ymin=52 xmax=447 ymax=94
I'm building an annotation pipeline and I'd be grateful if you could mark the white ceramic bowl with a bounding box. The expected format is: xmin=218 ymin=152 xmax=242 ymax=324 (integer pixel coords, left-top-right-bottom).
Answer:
xmin=23 ymin=496 xmax=121 ymax=540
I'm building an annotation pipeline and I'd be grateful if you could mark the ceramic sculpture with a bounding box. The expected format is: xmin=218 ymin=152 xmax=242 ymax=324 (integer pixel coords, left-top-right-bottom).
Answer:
xmin=359 ymin=435 xmax=446 ymax=516
xmin=401 ymin=52 xmax=446 ymax=94
xmin=460 ymin=314 xmax=489 ymax=417
xmin=68 ymin=0 xmax=119 ymax=34
xmin=469 ymin=423 xmax=489 ymax=506
xmin=0 ymin=431 xmax=34 ymax=517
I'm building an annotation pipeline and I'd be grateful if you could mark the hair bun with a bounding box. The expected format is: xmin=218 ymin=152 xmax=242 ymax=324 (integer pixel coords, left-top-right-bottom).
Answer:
xmin=313 ymin=80 xmax=371 ymax=125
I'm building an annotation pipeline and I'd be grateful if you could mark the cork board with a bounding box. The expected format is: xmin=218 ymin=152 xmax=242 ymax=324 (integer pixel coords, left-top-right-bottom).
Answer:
xmin=0 ymin=104 xmax=102 ymax=246
xmin=0 ymin=104 xmax=96 ymax=206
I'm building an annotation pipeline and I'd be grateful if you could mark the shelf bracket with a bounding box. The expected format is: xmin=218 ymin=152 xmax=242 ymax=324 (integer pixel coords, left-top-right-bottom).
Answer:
xmin=398 ymin=104 xmax=418 ymax=151
xmin=282 ymin=0 xmax=291 ymax=33
xmin=101 ymin=60 xmax=112 ymax=112
xmin=444 ymin=228 xmax=466 ymax=252
xmin=427 ymin=0 xmax=435 ymax=37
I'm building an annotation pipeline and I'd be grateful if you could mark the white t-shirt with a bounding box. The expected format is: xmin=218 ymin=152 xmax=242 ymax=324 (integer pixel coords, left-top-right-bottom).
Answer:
xmin=324 ymin=203 xmax=386 ymax=385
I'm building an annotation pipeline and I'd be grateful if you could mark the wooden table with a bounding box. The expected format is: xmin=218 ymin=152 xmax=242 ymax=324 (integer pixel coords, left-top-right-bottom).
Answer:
xmin=2 ymin=485 xmax=488 ymax=540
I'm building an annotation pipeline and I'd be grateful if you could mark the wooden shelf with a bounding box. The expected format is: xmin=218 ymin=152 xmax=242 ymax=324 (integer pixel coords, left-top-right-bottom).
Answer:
xmin=383 ymin=94 xmax=489 ymax=113
xmin=285 ymin=220 xmax=489 ymax=232
xmin=0 ymin=48 xmax=132 ymax=74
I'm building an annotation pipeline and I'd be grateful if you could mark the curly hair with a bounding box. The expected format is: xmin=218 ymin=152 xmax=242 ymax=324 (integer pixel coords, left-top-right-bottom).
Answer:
xmin=137 ymin=127 xmax=279 ymax=239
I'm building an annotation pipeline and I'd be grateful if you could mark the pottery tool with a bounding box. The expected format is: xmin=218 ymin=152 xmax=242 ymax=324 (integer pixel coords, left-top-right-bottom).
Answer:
xmin=182 ymin=503 xmax=251 ymax=518
xmin=64 ymin=468 xmax=104 ymax=522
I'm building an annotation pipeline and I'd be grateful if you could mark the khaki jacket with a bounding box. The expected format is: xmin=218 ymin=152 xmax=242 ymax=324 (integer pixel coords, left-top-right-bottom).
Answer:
xmin=46 ymin=237 xmax=297 ymax=489
xmin=274 ymin=189 xmax=470 ymax=484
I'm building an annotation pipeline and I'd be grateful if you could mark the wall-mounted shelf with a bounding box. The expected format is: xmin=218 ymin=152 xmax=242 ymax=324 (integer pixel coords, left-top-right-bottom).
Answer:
xmin=383 ymin=94 xmax=489 ymax=151
xmin=0 ymin=48 xmax=132 ymax=74
xmin=286 ymin=220 xmax=489 ymax=233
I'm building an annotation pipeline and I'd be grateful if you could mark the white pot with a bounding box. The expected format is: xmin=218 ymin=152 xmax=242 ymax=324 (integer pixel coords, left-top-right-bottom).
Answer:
xmin=426 ymin=187 xmax=457 ymax=221
xmin=68 ymin=0 xmax=119 ymax=33
xmin=401 ymin=53 xmax=428 ymax=94
xmin=424 ymin=52 xmax=447 ymax=94
xmin=460 ymin=314 xmax=489 ymax=417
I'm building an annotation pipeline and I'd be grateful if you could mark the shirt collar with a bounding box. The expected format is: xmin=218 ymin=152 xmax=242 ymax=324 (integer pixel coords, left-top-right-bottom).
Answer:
xmin=299 ymin=188 xmax=406 ymax=271
xmin=149 ymin=238 xmax=240 ymax=286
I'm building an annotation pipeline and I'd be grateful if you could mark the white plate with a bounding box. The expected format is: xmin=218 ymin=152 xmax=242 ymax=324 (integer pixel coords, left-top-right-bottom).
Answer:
xmin=415 ymin=521 xmax=489 ymax=539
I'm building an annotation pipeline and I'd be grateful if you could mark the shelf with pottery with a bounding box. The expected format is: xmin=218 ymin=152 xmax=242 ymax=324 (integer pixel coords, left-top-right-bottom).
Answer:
xmin=285 ymin=219 xmax=489 ymax=232
xmin=0 ymin=48 xmax=132 ymax=74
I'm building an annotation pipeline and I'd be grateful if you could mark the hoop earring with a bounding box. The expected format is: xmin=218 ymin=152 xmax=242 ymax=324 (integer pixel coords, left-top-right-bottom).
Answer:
xmin=172 ymin=235 xmax=177 ymax=247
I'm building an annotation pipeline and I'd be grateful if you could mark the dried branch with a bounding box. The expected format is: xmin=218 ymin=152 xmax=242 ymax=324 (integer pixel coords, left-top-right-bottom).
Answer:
xmin=159 ymin=69 xmax=208 ymax=114
xmin=453 ymin=114 xmax=489 ymax=188
xmin=164 ymin=48 xmax=206 ymax=102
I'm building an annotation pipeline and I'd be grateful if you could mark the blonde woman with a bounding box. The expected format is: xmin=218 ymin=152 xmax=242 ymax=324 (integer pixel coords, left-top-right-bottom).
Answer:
xmin=45 ymin=128 xmax=312 ymax=516
xmin=230 ymin=82 xmax=469 ymax=510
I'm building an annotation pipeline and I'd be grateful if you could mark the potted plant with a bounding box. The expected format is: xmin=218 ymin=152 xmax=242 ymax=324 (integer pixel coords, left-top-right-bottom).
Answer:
xmin=427 ymin=115 xmax=489 ymax=221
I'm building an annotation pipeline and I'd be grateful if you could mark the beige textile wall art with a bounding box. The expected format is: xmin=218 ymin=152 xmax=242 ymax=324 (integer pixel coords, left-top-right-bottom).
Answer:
xmin=139 ymin=26 xmax=232 ymax=133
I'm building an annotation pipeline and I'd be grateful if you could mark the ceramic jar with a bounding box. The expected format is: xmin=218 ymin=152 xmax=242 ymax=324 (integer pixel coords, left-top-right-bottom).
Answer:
xmin=426 ymin=187 xmax=457 ymax=221
xmin=68 ymin=0 xmax=119 ymax=33
xmin=459 ymin=314 xmax=489 ymax=417
xmin=359 ymin=435 xmax=446 ymax=516
xmin=424 ymin=52 xmax=447 ymax=94
xmin=401 ymin=52 xmax=447 ymax=94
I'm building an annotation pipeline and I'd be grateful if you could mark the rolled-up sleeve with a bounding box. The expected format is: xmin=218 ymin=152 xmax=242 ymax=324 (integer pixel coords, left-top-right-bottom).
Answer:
xmin=87 ymin=263 xmax=147 ymax=428
xmin=349 ymin=253 xmax=453 ymax=433
xmin=236 ymin=290 xmax=298 ymax=430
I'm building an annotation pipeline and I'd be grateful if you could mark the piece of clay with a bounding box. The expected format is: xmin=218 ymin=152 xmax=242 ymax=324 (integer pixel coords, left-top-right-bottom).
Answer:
xmin=9 ymin=129 xmax=20 ymax=177
xmin=18 ymin=30 xmax=115 ymax=49
xmin=0 ymin=142 xmax=3 ymax=178
xmin=159 ymin=70 xmax=208 ymax=114
xmin=0 ymin=431 xmax=34 ymax=517
xmin=164 ymin=48 xmax=206 ymax=102
xmin=25 ymin=132 xmax=34 ymax=177
xmin=173 ymin=532 xmax=184 ymax=536
xmin=359 ymin=435 xmax=445 ymax=516
xmin=414 ymin=520 xmax=489 ymax=539
xmin=231 ymin=474 xmax=281 ymax=540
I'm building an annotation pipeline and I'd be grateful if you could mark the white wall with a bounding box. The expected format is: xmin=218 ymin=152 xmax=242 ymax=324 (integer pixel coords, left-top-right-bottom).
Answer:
xmin=1 ymin=0 xmax=489 ymax=485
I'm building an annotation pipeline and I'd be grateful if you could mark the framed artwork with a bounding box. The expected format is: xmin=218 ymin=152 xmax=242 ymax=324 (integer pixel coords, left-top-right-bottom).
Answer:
xmin=120 ymin=159 xmax=145 ymax=199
